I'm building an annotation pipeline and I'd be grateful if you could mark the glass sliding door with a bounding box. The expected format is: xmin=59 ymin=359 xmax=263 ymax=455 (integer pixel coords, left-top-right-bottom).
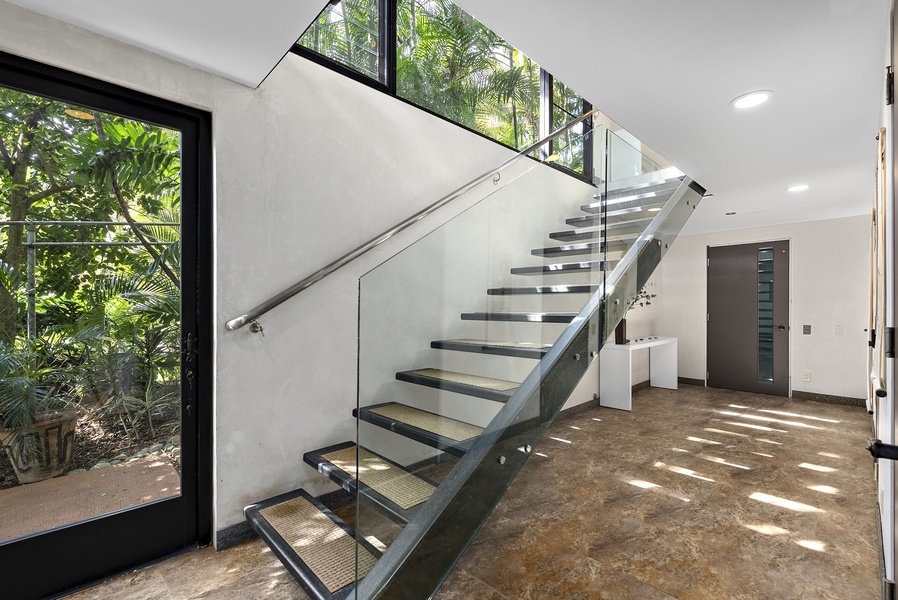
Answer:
xmin=0 ymin=51 xmax=211 ymax=599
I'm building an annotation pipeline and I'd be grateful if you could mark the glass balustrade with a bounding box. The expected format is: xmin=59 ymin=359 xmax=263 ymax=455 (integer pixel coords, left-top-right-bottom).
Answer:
xmin=348 ymin=118 xmax=704 ymax=599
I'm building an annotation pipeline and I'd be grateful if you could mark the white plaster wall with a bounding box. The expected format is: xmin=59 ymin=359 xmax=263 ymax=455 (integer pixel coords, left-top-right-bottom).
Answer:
xmin=358 ymin=161 xmax=600 ymax=465
xmin=659 ymin=214 xmax=871 ymax=399
xmin=0 ymin=1 xmax=608 ymax=536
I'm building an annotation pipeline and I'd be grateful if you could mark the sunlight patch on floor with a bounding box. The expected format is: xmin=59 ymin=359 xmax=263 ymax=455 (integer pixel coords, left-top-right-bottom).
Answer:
xmin=655 ymin=461 xmax=715 ymax=482
xmin=750 ymin=492 xmax=822 ymax=513
xmin=759 ymin=409 xmax=840 ymax=424
xmin=722 ymin=420 xmax=788 ymax=433
xmin=701 ymin=455 xmax=751 ymax=470
xmin=818 ymin=452 xmax=843 ymax=459
xmin=796 ymin=539 xmax=827 ymax=552
xmin=807 ymin=485 xmax=840 ymax=495
xmin=704 ymin=427 xmax=749 ymax=438
xmin=718 ymin=411 xmax=823 ymax=430
xmin=799 ymin=463 xmax=837 ymax=473
xmin=745 ymin=523 xmax=789 ymax=535
xmin=687 ymin=436 xmax=722 ymax=445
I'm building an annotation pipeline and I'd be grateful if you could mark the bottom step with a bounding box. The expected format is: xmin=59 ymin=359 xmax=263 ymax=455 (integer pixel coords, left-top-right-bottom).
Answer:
xmin=245 ymin=488 xmax=382 ymax=600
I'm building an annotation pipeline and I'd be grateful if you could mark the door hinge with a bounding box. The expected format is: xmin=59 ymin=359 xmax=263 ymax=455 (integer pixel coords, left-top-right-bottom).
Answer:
xmin=886 ymin=327 xmax=895 ymax=359
xmin=886 ymin=66 xmax=895 ymax=105
xmin=707 ymin=313 xmax=710 ymax=322
xmin=182 ymin=332 xmax=198 ymax=362
xmin=707 ymin=258 xmax=710 ymax=267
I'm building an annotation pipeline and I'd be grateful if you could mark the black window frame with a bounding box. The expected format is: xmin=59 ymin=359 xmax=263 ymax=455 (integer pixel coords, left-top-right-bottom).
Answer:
xmin=293 ymin=0 xmax=595 ymax=184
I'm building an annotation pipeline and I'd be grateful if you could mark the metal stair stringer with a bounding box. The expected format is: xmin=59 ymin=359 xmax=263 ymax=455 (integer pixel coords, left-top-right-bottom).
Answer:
xmin=357 ymin=177 xmax=706 ymax=600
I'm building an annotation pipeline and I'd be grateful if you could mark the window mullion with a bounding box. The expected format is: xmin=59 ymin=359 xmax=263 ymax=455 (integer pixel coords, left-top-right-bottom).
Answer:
xmin=539 ymin=68 xmax=553 ymax=160
xmin=380 ymin=0 xmax=397 ymax=92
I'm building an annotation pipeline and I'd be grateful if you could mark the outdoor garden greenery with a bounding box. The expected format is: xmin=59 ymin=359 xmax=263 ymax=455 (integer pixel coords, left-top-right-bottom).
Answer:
xmin=299 ymin=0 xmax=589 ymax=172
xmin=0 ymin=85 xmax=182 ymax=480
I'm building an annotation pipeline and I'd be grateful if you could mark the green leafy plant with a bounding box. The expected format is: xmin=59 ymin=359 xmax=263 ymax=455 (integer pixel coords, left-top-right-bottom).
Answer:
xmin=0 ymin=342 xmax=74 ymax=431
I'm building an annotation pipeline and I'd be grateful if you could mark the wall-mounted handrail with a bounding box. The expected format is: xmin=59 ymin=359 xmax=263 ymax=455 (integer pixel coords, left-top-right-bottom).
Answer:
xmin=225 ymin=109 xmax=597 ymax=331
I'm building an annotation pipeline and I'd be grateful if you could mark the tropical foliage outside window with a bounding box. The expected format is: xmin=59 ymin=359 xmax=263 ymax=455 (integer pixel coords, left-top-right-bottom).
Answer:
xmin=0 ymin=86 xmax=183 ymax=487
xmin=296 ymin=0 xmax=589 ymax=176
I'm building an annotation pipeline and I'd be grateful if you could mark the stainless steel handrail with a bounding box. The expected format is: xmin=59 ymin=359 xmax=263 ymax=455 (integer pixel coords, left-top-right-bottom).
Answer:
xmin=225 ymin=109 xmax=597 ymax=331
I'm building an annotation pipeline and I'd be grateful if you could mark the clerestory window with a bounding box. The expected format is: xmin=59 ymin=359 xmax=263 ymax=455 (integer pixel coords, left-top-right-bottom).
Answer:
xmin=294 ymin=0 xmax=592 ymax=180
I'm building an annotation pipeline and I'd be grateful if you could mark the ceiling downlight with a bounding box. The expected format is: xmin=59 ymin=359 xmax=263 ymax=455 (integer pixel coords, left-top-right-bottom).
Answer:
xmin=730 ymin=90 xmax=773 ymax=109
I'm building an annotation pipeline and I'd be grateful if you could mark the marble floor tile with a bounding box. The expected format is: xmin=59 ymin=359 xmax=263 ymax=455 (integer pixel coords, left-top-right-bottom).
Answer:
xmin=64 ymin=386 xmax=879 ymax=600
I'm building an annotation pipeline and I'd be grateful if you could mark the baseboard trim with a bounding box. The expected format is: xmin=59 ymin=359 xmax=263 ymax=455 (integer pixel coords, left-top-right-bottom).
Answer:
xmin=215 ymin=520 xmax=255 ymax=550
xmin=678 ymin=377 xmax=705 ymax=387
xmin=792 ymin=390 xmax=865 ymax=408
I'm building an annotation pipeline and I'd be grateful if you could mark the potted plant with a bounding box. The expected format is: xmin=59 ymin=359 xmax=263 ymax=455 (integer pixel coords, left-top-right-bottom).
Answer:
xmin=0 ymin=343 xmax=77 ymax=484
xmin=614 ymin=285 xmax=657 ymax=344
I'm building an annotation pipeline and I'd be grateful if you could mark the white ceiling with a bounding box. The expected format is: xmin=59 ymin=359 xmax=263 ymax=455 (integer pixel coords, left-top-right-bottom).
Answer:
xmin=9 ymin=0 xmax=891 ymax=234
xmin=6 ymin=0 xmax=327 ymax=87
xmin=454 ymin=0 xmax=891 ymax=234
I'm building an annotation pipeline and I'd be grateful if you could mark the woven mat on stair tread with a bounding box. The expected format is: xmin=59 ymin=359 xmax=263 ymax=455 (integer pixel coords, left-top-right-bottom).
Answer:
xmin=453 ymin=339 xmax=551 ymax=350
xmin=322 ymin=446 xmax=434 ymax=510
xmin=413 ymin=368 xmax=518 ymax=391
xmin=369 ymin=404 xmax=483 ymax=442
xmin=259 ymin=496 xmax=377 ymax=593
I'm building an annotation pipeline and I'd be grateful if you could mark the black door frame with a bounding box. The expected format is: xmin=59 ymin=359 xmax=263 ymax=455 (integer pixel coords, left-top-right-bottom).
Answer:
xmin=0 ymin=51 xmax=212 ymax=599
xmin=707 ymin=239 xmax=790 ymax=396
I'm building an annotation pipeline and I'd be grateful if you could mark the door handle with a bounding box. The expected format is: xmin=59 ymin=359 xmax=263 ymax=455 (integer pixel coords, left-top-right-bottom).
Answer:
xmin=776 ymin=325 xmax=787 ymax=331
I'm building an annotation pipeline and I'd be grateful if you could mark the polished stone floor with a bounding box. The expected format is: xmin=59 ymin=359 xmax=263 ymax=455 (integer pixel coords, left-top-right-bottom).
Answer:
xmin=66 ymin=385 xmax=879 ymax=599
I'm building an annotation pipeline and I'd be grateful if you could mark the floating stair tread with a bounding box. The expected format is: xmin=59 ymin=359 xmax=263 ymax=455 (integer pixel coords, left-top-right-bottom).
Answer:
xmin=397 ymin=368 xmax=518 ymax=402
xmin=487 ymin=284 xmax=599 ymax=295
xmin=245 ymin=489 xmax=380 ymax=600
xmin=322 ymin=445 xmax=435 ymax=510
xmin=581 ymin=188 xmax=676 ymax=214
xmin=462 ymin=312 xmax=577 ymax=323
xmin=511 ymin=260 xmax=606 ymax=275
xmin=549 ymin=220 xmax=651 ymax=242
xmin=432 ymin=339 xmax=550 ymax=359
xmin=531 ymin=240 xmax=632 ymax=258
xmin=367 ymin=403 xmax=483 ymax=442
xmin=566 ymin=208 xmax=663 ymax=227
xmin=592 ymin=177 xmax=682 ymax=201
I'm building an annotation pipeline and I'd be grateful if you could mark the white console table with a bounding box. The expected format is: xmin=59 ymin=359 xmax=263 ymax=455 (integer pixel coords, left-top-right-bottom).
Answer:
xmin=599 ymin=336 xmax=677 ymax=411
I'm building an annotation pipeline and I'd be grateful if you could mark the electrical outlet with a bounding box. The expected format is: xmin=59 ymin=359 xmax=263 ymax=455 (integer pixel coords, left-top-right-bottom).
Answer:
xmin=801 ymin=370 xmax=812 ymax=382
xmin=803 ymin=325 xmax=811 ymax=335
xmin=834 ymin=325 xmax=843 ymax=336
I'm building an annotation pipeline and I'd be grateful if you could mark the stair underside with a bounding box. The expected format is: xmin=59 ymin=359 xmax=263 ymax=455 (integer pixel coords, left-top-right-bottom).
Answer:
xmin=431 ymin=339 xmax=550 ymax=359
xmin=355 ymin=402 xmax=482 ymax=457
xmin=397 ymin=368 xmax=517 ymax=402
xmin=487 ymin=284 xmax=599 ymax=295
xmin=511 ymin=260 xmax=608 ymax=275
xmin=305 ymin=441 xmax=436 ymax=522
xmin=461 ymin=311 xmax=577 ymax=323
xmin=244 ymin=488 xmax=381 ymax=600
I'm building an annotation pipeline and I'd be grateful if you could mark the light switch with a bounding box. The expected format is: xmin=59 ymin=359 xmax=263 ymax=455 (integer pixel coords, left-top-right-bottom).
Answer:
xmin=803 ymin=325 xmax=811 ymax=335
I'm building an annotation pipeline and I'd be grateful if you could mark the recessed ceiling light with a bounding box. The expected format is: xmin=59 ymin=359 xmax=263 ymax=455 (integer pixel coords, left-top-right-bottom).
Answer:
xmin=64 ymin=108 xmax=94 ymax=120
xmin=786 ymin=184 xmax=809 ymax=193
xmin=730 ymin=90 xmax=773 ymax=109
xmin=725 ymin=212 xmax=736 ymax=216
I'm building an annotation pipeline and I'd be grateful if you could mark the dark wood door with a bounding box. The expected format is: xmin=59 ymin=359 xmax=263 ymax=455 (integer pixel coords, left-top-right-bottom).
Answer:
xmin=707 ymin=240 xmax=789 ymax=396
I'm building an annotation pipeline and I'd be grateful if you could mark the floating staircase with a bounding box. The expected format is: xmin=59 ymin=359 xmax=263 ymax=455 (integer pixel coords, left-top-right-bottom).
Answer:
xmin=244 ymin=172 xmax=704 ymax=599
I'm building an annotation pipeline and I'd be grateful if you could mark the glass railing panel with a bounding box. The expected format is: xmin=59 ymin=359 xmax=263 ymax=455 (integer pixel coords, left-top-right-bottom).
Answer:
xmin=347 ymin=108 xmax=702 ymax=598
xmin=355 ymin=123 xmax=605 ymax=593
